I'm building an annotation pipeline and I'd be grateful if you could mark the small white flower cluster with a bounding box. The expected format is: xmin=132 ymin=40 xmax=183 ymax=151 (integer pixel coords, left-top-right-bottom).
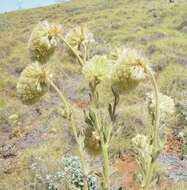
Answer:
xmin=132 ymin=134 xmax=154 ymax=186
xmin=147 ymin=92 xmax=175 ymax=119
xmin=132 ymin=134 xmax=153 ymax=162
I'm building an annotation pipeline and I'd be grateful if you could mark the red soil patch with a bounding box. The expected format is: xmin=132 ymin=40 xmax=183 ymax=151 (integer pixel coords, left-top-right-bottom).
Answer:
xmin=74 ymin=100 xmax=90 ymax=109
xmin=115 ymin=154 xmax=139 ymax=190
xmin=165 ymin=130 xmax=183 ymax=155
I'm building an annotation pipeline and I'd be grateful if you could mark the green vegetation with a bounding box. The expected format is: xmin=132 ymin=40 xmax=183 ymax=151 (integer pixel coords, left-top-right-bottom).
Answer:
xmin=0 ymin=0 xmax=187 ymax=189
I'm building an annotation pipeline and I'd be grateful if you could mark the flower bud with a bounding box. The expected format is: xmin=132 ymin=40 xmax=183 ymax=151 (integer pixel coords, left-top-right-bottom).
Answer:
xmin=111 ymin=47 xmax=148 ymax=94
xmin=82 ymin=55 xmax=112 ymax=83
xmin=132 ymin=134 xmax=153 ymax=159
xmin=84 ymin=127 xmax=101 ymax=156
xmin=28 ymin=21 xmax=62 ymax=64
xmin=17 ymin=63 xmax=49 ymax=105
xmin=65 ymin=26 xmax=95 ymax=57
xmin=132 ymin=134 xmax=148 ymax=149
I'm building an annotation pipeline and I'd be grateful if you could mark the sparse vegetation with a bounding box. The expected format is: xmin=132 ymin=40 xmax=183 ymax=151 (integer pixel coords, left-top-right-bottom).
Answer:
xmin=0 ymin=0 xmax=187 ymax=190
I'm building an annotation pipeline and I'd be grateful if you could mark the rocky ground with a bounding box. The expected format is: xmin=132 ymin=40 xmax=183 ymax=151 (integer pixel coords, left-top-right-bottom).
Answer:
xmin=0 ymin=69 xmax=186 ymax=189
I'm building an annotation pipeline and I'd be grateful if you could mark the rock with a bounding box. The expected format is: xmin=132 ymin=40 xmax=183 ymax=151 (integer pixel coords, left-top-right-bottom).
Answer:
xmin=177 ymin=57 xmax=187 ymax=67
xmin=159 ymin=153 xmax=187 ymax=182
xmin=14 ymin=65 xmax=25 ymax=75
xmin=180 ymin=26 xmax=187 ymax=34
xmin=2 ymin=159 xmax=15 ymax=174
xmin=0 ymin=107 xmax=16 ymax=131
xmin=0 ymin=143 xmax=17 ymax=159
xmin=177 ymin=19 xmax=187 ymax=30
xmin=147 ymin=45 xmax=159 ymax=54
xmin=139 ymin=32 xmax=166 ymax=45
xmin=111 ymin=23 xmax=121 ymax=30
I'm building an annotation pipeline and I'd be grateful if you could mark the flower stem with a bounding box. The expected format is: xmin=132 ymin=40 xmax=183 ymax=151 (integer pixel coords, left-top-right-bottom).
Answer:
xmin=110 ymin=88 xmax=119 ymax=122
xmin=48 ymin=79 xmax=70 ymax=116
xmin=142 ymin=160 xmax=154 ymax=190
xmin=142 ymin=66 xmax=160 ymax=189
xmin=83 ymin=42 xmax=87 ymax=62
xmin=101 ymin=144 xmax=110 ymax=190
xmin=146 ymin=67 xmax=160 ymax=146
xmin=48 ymin=79 xmax=88 ymax=190
xmin=78 ymin=136 xmax=89 ymax=190
xmin=69 ymin=113 xmax=88 ymax=190
xmin=92 ymin=86 xmax=111 ymax=190
xmin=89 ymin=81 xmax=99 ymax=108
xmin=59 ymin=34 xmax=85 ymax=66
xmin=98 ymin=122 xmax=111 ymax=190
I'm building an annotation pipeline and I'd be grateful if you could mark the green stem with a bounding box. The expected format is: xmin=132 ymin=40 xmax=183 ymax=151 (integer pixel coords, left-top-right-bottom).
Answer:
xmin=142 ymin=161 xmax=154 ymax=190
xmin=112 ymin=98 xmax=117 ymax=122
xmin=58 ymin=33 xmax=89 ymax=190
xmin=141 ymin=66 xmax=160 ymax=189
xmin=49 ymin=79 xmax=88 ymax=190
xmin=111 ymin=89 xmax=119 ymax=122
xmin=69 ymin=113 xmax=89 ymax=190
xmin=101 ymin=144 xmax=110 ymax=190
xmin=93 ymin=98 xmax=111 ymax=190
xmin=89 ymin=81 xmax=99 ymax=108
xmin=146 ymin=67 xmax=160 ymax=145
xmin=78 ymin=137 xmax=89 ymax=190
xmin=83 ymin=42 xmax=87 ymax=62
xmin=59 ymin=34 xmax=85 ymax=66
xmin=48 ymin=79 xmax=70 ymax=117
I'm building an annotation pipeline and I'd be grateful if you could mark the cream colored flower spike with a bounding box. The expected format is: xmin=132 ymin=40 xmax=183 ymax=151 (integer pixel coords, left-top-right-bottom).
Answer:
xmin=111 ymin=47 xmax=148 ymax=94
xmin=28 ymin=21 xmax=62 ymax=64
xmin=17 ymin=63 xmax=49 ymax=105
xmin=82 ymin=55 xmax=112 ymax=83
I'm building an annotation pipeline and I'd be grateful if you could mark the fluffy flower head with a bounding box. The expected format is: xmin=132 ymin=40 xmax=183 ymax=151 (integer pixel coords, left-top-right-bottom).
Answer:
xmin=28 ymin=21 xmax=62 ymax=64
xmin=84 ymin=127 xmax=101 ymax=156
xmin=17 ymin=63 xmax=49 ymax=105
xmin=65 ymin=25 xmax=94 ymax=48
xmin=82 ymin=55 xmax=112 ymax=83
xmin=147 ymin=93 xmax=175 ymax=118
xmin=111 ymin=47 xmax=148 ymax=94
xmin=65 ymin=25 xmax=95 ymax=58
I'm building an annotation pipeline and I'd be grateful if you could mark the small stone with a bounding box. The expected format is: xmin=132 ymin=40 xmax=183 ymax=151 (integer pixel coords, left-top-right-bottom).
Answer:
xmin=180 ymin=26 xmax=187 ymax=34
xmin=0 ymin=143 xmax=17 ymax=159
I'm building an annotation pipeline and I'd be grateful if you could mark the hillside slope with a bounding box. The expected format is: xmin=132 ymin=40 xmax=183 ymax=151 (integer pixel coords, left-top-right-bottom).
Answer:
xmin=0 ymin=0 xmax=187 ymax=189
xmin=0 ymin=0 xmax=187 ymax=104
